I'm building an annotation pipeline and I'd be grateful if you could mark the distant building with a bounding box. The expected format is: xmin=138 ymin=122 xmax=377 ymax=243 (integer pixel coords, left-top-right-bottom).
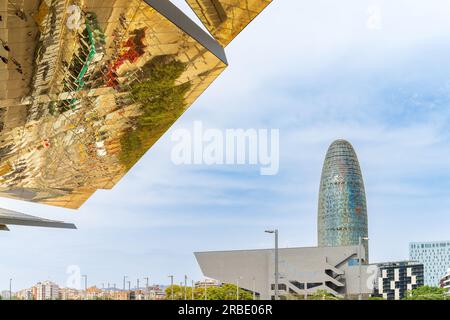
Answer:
xmin=35 ymin=281 xmax=60 ymax=300
xmin=16 ymin=289 xmax=33 ymax=300
xmin=59 ymin=288 xmax=81 ymax=300
xmin=110 ymin=290 xmax=130 ymax=300
xmin=85 ymin=286 xmax=102 ymax=300
xmin=440 ymin=269 xmax=450 ymax=294
xmin=146 ymin=286 xmax=166 ymax=300
xmin=317 ymin=140 xmax=369 ymax=261
xmin=373 ymin=261 xmax=424 ymax=300
xmin=1 ymin=290 xmax=11 ymax=300
xmin=409 ymin=241 xmax=450 ymax=286
xmin=195 ymin=279 xmax=221 ymax=289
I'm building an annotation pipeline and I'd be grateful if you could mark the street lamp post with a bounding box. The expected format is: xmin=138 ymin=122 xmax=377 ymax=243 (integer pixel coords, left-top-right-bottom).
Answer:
xmin=82 ymin=275 xmax=87 ymax=300
xmin=252 ymin=277 xmax=256 ymax=300
xmin=9 ymin=278 xmax=12 ymax=300
xmin=358 ymin=236 xmax=369 ymax=300
xmin=236 ymin=277 xmax=243 ymax=301
xmin=144 ymin=277 xmax=149 ymax=300
xmin=184 ymin=275 xmax=188 ymax=300
xmin=191 ymin=280 xmax=195 ymax=300
xmin=123 ymin=276 xmax=128 ymax=291
xmin=168 ymin=275 xmax=174 ymax=300
xmin=265 ymin=229 xmax=279 ymax=300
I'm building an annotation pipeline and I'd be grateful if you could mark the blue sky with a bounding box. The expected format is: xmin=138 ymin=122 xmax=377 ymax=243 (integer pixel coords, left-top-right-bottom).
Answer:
xmin=2 ymin=0 xmax=450 ymax=290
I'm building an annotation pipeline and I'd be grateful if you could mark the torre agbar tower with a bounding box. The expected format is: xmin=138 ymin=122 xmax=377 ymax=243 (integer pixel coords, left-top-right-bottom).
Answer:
xmin=317 ymin=140 xmax=369 ymax=261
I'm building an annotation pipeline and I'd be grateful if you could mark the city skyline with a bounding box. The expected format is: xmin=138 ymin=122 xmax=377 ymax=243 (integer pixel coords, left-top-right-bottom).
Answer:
xmin=2 ymin=0 xmax=450 ymax=291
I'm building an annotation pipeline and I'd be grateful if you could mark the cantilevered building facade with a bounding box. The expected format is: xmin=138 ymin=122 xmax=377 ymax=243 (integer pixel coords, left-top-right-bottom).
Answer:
xmin=317 ymin=140 xmax=369 ymax=261
xmin=0 ymin=0 xmax=271 ymax=226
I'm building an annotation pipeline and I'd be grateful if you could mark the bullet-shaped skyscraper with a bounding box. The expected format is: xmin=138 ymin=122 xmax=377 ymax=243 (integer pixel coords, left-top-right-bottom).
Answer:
xmin=317 ymin=140 xmax=369 ymax=261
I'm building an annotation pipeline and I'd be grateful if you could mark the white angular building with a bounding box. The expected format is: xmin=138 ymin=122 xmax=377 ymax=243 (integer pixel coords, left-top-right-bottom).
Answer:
xmin=195 ymin=245 xmax=375 ymax=300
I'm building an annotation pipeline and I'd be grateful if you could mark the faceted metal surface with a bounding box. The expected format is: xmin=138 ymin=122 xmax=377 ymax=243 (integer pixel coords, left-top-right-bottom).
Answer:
xmin=0 ymin=0 xmax=270 ymax=209
xmin=317 ymin=140 xmax=369 ymax=260
xmin=186 ymin=0 xmax=272 ymax=47
xmin=0 ymin=207 xmax=76 ymax=230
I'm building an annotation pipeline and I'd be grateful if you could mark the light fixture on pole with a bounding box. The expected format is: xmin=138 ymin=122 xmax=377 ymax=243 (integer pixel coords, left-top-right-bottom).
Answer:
xmin=265 ymin=229 xmax=279 ymax=300
xmin=184 ymin=275 xmax=188 ymax=300
xmin=82 ymin=275 xmax=87 ymax=300
xmin=358 ymin=236 xmax=369 ymax=300
xmin=236 ymin=276 xmax=243 ymax=300
xmin=252 ymin=277 xmax=256 ymax=300
xmin=168 ymin=275 xmax=174 ymax=300
xmin=144 ymin=277 xmax=149 ymax=300
xmin=123 ymin=276 xmax=128 ymax=291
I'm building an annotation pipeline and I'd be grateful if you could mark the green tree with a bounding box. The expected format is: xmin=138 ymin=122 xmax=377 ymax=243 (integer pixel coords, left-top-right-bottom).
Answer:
xmin=120 ymin=55 xmax=191 ymax=170
xmin=403 ymin=286 xmax=449 ymax=300
xmin=165 ymin=284 xmax=252 ymax=300
xmin=308 ymin=289 xmax=342 ymax=300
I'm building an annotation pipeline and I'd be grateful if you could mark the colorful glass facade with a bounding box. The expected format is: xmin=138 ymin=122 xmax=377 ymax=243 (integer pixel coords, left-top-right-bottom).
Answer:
xmin=317 ymin=140 xmax=369 ymax=260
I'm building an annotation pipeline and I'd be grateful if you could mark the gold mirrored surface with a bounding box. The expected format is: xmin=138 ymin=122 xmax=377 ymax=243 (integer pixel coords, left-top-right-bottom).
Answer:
xmin=0 ymin=0 xmax=227 ymax=208
xmin=186 ymin=0 xmax=272 ymax=47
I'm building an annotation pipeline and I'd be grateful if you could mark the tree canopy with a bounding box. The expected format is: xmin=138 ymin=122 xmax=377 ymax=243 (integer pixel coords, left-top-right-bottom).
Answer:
xmin=165 ymin=284 xmax=253 ymax=300
xmin=403 ymin=286 xmax=449 ymax=300
xmin=120 ymin=55 xmax=191 ymax=170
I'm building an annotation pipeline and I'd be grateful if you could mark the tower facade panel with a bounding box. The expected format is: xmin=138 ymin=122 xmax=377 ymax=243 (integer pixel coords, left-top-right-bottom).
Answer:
xmin=317 ymin=140 xmax=369 ymax=260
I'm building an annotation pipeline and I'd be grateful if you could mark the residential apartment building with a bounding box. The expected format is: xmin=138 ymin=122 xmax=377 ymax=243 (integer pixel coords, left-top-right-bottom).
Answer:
xmin=373 ymin=261 xmax=424 ymax=300
xmin=35 ymin=281 xmax=60 ymax=300
xmin=59 ymin=288 xmax=81 ymax=300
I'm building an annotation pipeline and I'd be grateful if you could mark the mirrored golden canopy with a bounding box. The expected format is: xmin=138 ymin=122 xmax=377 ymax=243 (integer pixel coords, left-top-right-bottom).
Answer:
xmin=0 ymin=0 xmax=270 ymax=209
xmin=185 ymin=0 xmax=272 ymax=47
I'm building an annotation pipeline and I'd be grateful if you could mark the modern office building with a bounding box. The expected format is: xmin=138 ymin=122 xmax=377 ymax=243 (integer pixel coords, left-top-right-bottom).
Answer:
xmin=440 ymin=269 xmax=450 ymax=294
xmin=195 ymin=245 xmax=375 ymax=300
xmin=0 ymin=0 xmax=271 ymax=224
xmin=409 ymin=241 xmax=450 ymax=286
xmin=373 ymin=261 xmax=424 ymax=300
xmin=317 ymin=140 xmax=369 ymax=261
